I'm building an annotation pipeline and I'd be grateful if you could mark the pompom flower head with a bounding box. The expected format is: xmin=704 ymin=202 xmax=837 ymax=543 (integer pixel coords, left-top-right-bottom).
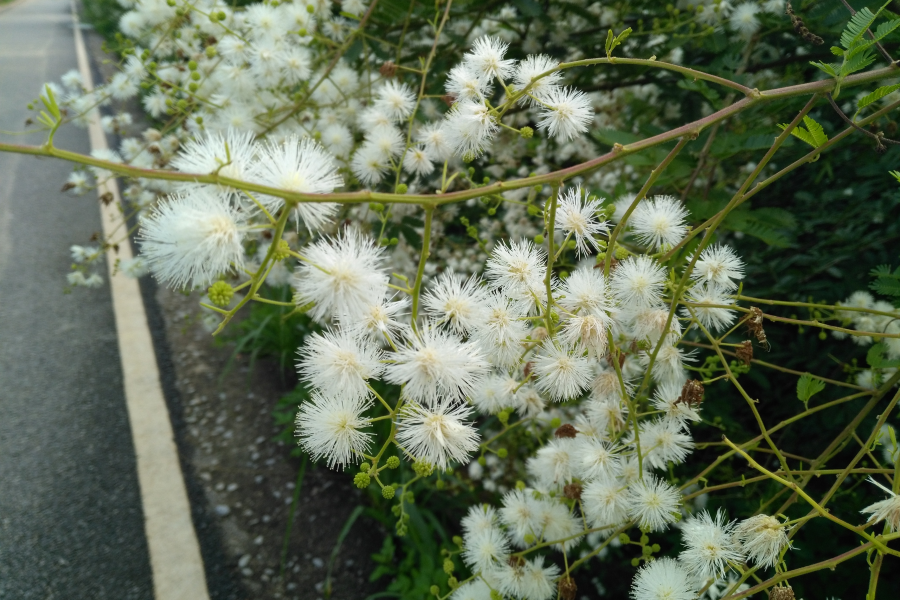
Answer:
xmin=691 ymin=244 xmax=744 ymax=290
xmin=679 ymin=509 xmax=744 ymax=580
xmin=627 ymin=474 xmax=682 ymax=532
xmin=860 ymin=476 xmax=900 ymax=533
xmin=735 ymin=514 xmax=792 ymax=568
xmin=395 ymin=400 xmax=480 ymax=469
xmin=250 ymin=136 xmax=343 ymax=231
xmin=140 ymin=188 xmax=247 ymax=289
xmin=170 ymin=128 xmax=257 ymax=198
xmin=532 ymin=342 xmax=592 ymax=402
xmin=295 ymin=391 xmax=373 ymax=469
xmin=610 ymin=255 xmax=667 ymax=309
xmin=463 ymin=36 xmax=515 ymax=80
xmin=537 ymin=86 xmax=594 ymax=141
xmin=296 ymin=328 xmax=384 ymax=400
xmin=629 ymin=195 xmax=689 ymax=250
xmin=554 ymin=186 xmax=608 ymax=255
xmin=630 ymin=557 xmax=694 ymax=600
xmin=293 ymin=227 xmax=388 ymax=322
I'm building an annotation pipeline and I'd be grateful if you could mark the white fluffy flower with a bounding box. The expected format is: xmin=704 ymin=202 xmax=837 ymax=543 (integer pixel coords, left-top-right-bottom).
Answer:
xmin=554 ymin=186 xmax=608 ymax=255
xmin=451 ymin=579 xmax=492 ymax=600
xmin=532 ymin=342 xmax=592 ymax=402
xmin=461 ymin=504 xmax=499 ymax=535
xmin=682 ymin=284 xmax=737 ymax=333
xmin=559 ymin=313 xmax=610 ymax=358
xmin=627 ymin=474 xmax=682 ymax=532
xmin=576 ymin=438 xmax=622 ymax=481
xmin=734 ymin=514 xmax=791 ymax=569
xmin=500 ymin=489 xmax=540 ymax=547
xmin=139 ymin=189 xmax=246 ymax=289
xmin=691 ymin=244 xmax=744 ymax=290
xmin=296 ymin=328 xmax=384 ymax=400
xmin=402 ymin=145 xmax=435 ymax=176
xmin=385 ymin=325 xmax=489 ymax=405
xmin=679 ymin=509 xmax=744 ymax=580
xmin=395 ymin=400 xmax=480 ymax=469
xmin=423 ymin=270 xmax=491 ymax=334
xmin=351 ymin=143 xmax=390 ymax=186
xmin=462 ymin=526 xmax=510 ymax=574
xmin=444 ymin=99 xmax=498 ymax=156
xmin=534 ymin=498 xmax=583 ymax=551
xmin=537 ymin=86 xmax=593 ymax=141
xmin=582 ymin=475 xmax=630 ymax=529
xmin=374 ymin=80 xmax=416 ymax=121
xmin=340 ymin=293 xmax=409 ymax=343
xmin=295 ymin=391 xmax=373 ymax=469
xmin=860 ymin=476 xmax=900 ymax=533
xmin=643 ymin=343 xmax=696 ymax=386
xmin=471 ymin=294 xmax=530 ymax=368
xmin=526 ymin=437 xmax=578 ymax=489
xmin=730 ymin=2 xmax=761 ymax=38
xmin=496 ymin=555 xmax=558 ymax=600
xmin=446 ymin=63 xmax=492 ymax=101
xmin=652 ymin=381 xmax=701 ymax=424
xmin=471 ymin=374 xmax=520 ymax=415
xmin=630 ymin=557 xmax=695 ymax=600
xmin=485 ymin=238 xmax=547 ymax=302
xmin=638 ymin=417 xmax=695 ymax=470
xmin=558 ymin=267 xmax=614 ymax=317
xmin=610 ymin=255 xmax=667 ymax=309
xmin=293 ymin=227 xmax=388 ymax=322
xmin=630 ymin=195 xmax=689 ymax=250
xmin=463 ymin=36 xmax=515 ymax=80
xmin=169 ymin=129 xmax=257 ymax=191
xmin=513 ymin=54 xmax=561 ymax=103
xmin=250 ymin=136 xmax=343 ymax=231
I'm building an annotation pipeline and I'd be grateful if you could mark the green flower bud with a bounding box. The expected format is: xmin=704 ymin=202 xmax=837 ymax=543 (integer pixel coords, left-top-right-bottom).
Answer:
xmin=299 ymin=28 xmax=308 ymax=36
xmin=435 ymin=479 xmax=445 ymax=490
xmin=642 ymin=544 xmax=653 ymax=555
xmin=188 ymin=82 xmax=199 ymax=92
xmin=452 ymin=535 xmax=463 ymax=547
xmin=487 ymin=208 xmax=496 ymax=215
xmin=520 ymin=126 xmax=534 ymax=139
xmin=483 ymin=176 xmax=490 ymax=184
xmin=176 ymin=99 xmax=188 ymax=110
xmin=447 ymin=577 xmax=458 ymax=589
xmin=412 ymin=461 xmax=433 ymax=477
xmin=515 ymin=480 xmax=526 ymax=491
xmin=404 ymin=491 xmax=415 ymax=503
xmin=353 ymin=472 xmax=371 ymax=488
xmin=306 ymin=3 xmax=315 ymax=13
xmin=430 ymin=585 xmax=440 ymax=596
xmin=497 ymin=448 xmax=508 ymax=459
xmin=527 ymin=204 xmax=540 ymax=216
xmin=396 ymin=523 xmax=407 ymax=536
xmin=443 ymin=559 xmax=454 ymax=574
xmin=166 ymin=0 xmax=175 ymax=6
xmin=209 ymin=11 xmax=218 ymax=21
xmin=369 ymin=202 xmax=384 ymax=212
xmin=386 ymin=456 xmax=400 ymax=469
xmin=190 ymin=71 xmax=201 ymax=81
xmin=208 ymin=281 xmax=233 ymax=307
xmin=533 ymin=234 xmax=545 ymax=244
xmin=477 ymin=456 xmax=486 ymax=466
xmin=631 ymin=557 xmax=640 ymax=567
xmin=272 ymin=239 xmax=291 ymax=261
xmin=188 ymin=60 xmax=198 ymax=71
xmin=390 ymin=237 xmax=399 ymax=246
xmin=558 ymin=271 xmax=569 ymax=280
xmin=640 ymin=534 xmax=649 ymax=545
xmin=533 ymin=184 xmax=542 ymax=192
xmin=498 ymin=410 xmax=510 ymax=425
xmin=523 ymin=533 xmax=536 ymax=545
xmin=217 ymin=10 xmax=226 ymax=20
xmin=618 ymin=533 xmax=630 ymax=544
xmin=382 ymin=486 xmax=395 ymax=499
xmin=550 ymin=417 xmax=561 ymax=428
xmin=360 ymin=462 xmax=371 ymax=473
xmin=395 ymin=183 xmax=408 ymax=194
xmin=652 ymin=543 xmax=661 ymax=552
xmin=462 ymin=151 xmax=476 ymax=163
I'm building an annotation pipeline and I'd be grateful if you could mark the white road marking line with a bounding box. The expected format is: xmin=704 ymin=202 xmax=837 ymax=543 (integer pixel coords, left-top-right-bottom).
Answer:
xmin=70 ymin=4 xmax=211 ymax=599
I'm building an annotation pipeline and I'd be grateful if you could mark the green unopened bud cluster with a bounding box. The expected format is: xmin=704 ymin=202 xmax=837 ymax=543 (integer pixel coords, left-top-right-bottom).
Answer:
xmin=208 ymin=281 xmax=233 ymax=306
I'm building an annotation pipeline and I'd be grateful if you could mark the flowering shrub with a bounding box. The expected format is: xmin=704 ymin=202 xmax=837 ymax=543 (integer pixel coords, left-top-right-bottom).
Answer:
xmin=5 ymin=0 xmax=900 ymax=598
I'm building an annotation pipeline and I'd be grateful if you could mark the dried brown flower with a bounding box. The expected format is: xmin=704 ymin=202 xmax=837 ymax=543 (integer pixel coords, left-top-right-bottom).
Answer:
xmin=559 ymin=577 xmax=577 ymax=600
xmin=676 ymin=380 xmax=704 ymax=407
xmin=555 ymin=424 xmax=578 ymax=439
xmin=786 ymin=2 xmax=823 ymax=45
xmin=769 ymin=586 xmax=795 ymax=600
xmin=563 ymin=483 xmax=583 ymax=501
xmin=736 ymin=340 xmax=754 ymax=366
xmin=744 ymin=307 xmax=770 ymax=350
xmin=379 ymin=61 xmax=397 ymax=78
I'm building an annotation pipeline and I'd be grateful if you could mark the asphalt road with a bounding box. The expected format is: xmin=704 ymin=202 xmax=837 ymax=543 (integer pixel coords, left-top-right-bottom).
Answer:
xmin=0 ymin=0 xmax=154 ymax=597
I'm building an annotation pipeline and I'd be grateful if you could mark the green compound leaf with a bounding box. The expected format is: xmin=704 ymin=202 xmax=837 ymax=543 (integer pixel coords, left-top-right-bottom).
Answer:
xmin=777 ymin=116 xmax=828 ymax=149
xmin=797 ymin=373 xmax=826 ymax=403
xmin=874 ymin=17 xmax=900 ymax=41
xmin=840 ymin=5 xmax=882 ymax=49
xmin=867 ymin=343 xmax=900 ymax=369
xmin=840 ymin=46 xmax=877 ymax=77
xmin=858 ymin=84 xmax=900 ymax=110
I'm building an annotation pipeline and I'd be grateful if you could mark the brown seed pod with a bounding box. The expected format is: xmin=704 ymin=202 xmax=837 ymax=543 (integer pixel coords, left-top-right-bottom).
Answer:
xmin=786 ymin=2 xmax=824 ymax=45
xmin=558 ymin=576 xmax=577 ymax=600
xmin=676 ymin=379 xmax=704 ymax=407
xmin=736 ymin=340 xmax=754 ymax=366
xmin=555 ymin=424 xmax=578 ymax=439
xmin=769 ymin=586 xmax=795 ymax=600
xmin=379 ymin=61 xmax=397 ymax=78
xmin=744 ymin=306 xmax=770 ymax=351
xmin=563 ymin=483 xmax=583 ymax=501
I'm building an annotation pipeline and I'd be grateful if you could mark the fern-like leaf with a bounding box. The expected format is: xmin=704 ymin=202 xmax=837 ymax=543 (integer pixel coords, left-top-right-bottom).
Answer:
xmin=810 ymin=61 xmax=838 ymax=77
xmin=841 ymin=47 xmax=877 ymax=76
xmin=802 ymin=116 xmax=828 ymax=146
xmin=841 ymin=6 xmax=880 ymax=49
xmin=874 ymin=17 xmax=900 ymax=41
xmin=871 ymin=278 xmax=900 ymax=296
xmin=871 ymin=264 xmax=894 ymax=277
xmin=858 ymin=84 xmax=900 ymax=110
